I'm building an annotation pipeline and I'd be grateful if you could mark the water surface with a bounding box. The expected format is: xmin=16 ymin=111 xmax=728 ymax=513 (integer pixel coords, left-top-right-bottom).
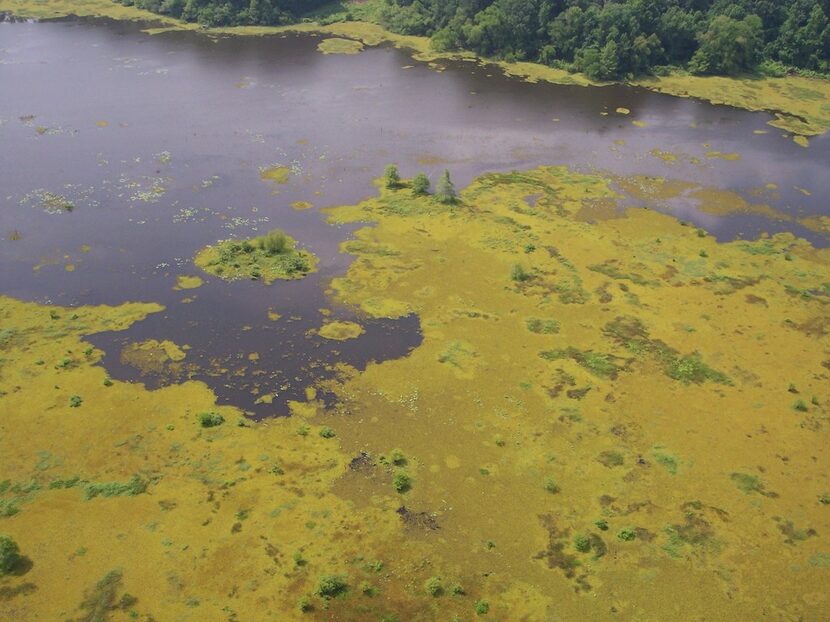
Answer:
xmin=1 ymin=16 xmax=827 ymax=414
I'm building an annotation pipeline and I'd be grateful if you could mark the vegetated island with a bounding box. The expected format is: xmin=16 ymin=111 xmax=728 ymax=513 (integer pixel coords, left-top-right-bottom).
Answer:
xmin=194 ymin=229 xmax=318 ymax=283
xmin=6 ymin=0 xmax=829 ymax=136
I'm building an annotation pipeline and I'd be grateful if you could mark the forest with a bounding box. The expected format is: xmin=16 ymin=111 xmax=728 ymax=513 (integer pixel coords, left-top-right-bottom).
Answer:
xmin=119 ymin=0 xmax=830 ymax=79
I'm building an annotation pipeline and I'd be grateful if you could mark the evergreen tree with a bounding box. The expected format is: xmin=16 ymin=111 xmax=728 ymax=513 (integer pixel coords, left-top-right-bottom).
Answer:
xmin=435 ymin=170 xmax=457 ymax=204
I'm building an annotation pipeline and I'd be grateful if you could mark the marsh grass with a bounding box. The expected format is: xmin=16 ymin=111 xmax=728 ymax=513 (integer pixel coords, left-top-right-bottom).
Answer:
xmin=604 ymin=317 xmax=730 ymax=385
xmin=510 ymin=263 xmax=531 ymax=282
xmin=540 ymin=347 xmax=623 ymax=379
xmin=83 ymin=475 xmax=148 ymax=500
xmin=75 ymin=570 xmax=122 ymax=622
xmin=731 ymin=472 xmax=776 ymax=497
xmin=525 ymin=317 xmax=560 ymax=334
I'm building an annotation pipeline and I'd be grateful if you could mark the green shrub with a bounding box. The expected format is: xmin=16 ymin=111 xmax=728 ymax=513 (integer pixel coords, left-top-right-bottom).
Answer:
xmin=0 ymin=535 xmax=20 ymax=574
xmin=543 ymin=478 xmax=560 ymax=494
xmin=617 ymin=528 xmax=636 ymax=542
xmin=0 ymin=499 xmax=19 ymax=519
xmin=384 ymin=164 xmax=401 ymax=189
xmin=316 ymin=574 xmax=348 ymax=599
xmin=525 ymin=318 xmax=559 ymax=334
xmin=475 ymin=600 xmax=490 ymax=615
xmin=794 ymin=400 xmax=808 ymax=412
xmin=424 ymin=576 xmax=442 ymax=596
xmin=319 ymin=426 xmax=336 ymax=438
xmin=574 ymin=533 xmax=591 ymax=552
xmin=69 ymin=395 xmax=83 ymax=408
xmin=198 ymin=411 xmax=225 ymax=428
xmin=392 ymin=471 xmax=412 ymax=493
xmin=411 ymin=172 xmax=430 ymax=196
xmin=510 ymin=263 xmax=530 ymax=282
xmin=389 ymin=448 xmax=407 ymax=466
xmin=261 ymin=230 xmax=291 ymax=255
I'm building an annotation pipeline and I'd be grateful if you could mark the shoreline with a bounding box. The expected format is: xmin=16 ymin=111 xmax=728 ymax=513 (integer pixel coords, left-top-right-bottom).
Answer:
xmin=2 ymin=1 xmax=829 ymax=138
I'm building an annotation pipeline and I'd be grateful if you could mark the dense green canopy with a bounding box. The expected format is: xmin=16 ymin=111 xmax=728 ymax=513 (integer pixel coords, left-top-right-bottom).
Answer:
xmin=117 ymin=0 xmax=331 ymax=27
xmin=391 ymin=0 xmax=830 ymax=78
xmin=121 ymin=0 xmax=830 ymax=78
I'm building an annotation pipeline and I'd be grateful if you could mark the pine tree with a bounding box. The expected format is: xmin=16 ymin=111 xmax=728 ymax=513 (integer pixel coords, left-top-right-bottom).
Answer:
xmin=435 ymin=169 xmax=457 ymax=204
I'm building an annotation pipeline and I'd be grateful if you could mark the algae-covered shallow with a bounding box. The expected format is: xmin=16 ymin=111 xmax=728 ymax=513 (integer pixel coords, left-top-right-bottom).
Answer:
xmin=1 ymin=12 xmax=829 ymax=622
xmin=316 ymin=37 xmax=364 ymax=55
xmin=317 ymin=320 xmax=364 ymax=340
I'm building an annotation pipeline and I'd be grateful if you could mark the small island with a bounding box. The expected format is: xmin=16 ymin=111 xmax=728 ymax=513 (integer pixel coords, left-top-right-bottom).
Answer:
xmin=317 ymin=320 xmax=365 ymax=341
xmin=194 ymin=229 xmax=318 ymax=283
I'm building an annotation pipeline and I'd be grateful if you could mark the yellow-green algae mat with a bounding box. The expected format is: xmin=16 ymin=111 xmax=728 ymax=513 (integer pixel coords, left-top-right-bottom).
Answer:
xmin=2 ymin=166 xmax=830 ymax=620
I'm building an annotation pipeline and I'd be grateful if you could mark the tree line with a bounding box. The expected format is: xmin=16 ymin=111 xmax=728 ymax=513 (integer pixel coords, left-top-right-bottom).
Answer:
xmin=383 ymin=0 xmax=830 ymax=78
xmin=115 ymin=0 xmax=331 ymax=27
xmin=119 ymin=0 xmax=830 ymax=79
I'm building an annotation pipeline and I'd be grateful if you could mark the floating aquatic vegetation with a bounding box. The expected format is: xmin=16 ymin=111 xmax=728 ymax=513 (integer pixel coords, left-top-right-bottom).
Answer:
xmin=198 ymin=175 xmax=220 ymax=189
xmin=174 ymin=275 xmax=202 ymax=290
xmin=172 ymin=206 xmax=210 ymax=223
xmin=118 ymin=174 xmax=169 ymax=203
xmin=259 ymin=165 xmax=290 ymax=184
xmin=20 ymin=189 xmax=75 ymax=213
xmin=19 ymin=184 xmax=98 ymax=214
xmin=317 ymin=37 xmax=364 ymax=55
xmin=222 ymin=215 xmax=271 ymax=231
xmin=118 ymin=339 xmax=192 ymax=383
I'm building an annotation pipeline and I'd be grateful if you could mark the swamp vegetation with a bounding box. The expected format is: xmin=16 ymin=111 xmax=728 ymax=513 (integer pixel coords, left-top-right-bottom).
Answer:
xmin=0 ymin=4 xmax=829 ymax=621
xmin=194 ymin=229 xmax=318 ymax=282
